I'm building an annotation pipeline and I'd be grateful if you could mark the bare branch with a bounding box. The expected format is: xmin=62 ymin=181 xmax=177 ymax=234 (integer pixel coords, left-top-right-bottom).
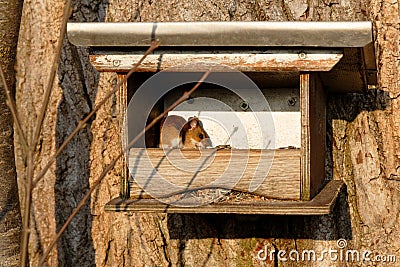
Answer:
xmin=38 ymin=70 xmax=210 ymax=266
xmin=31 ymin=40 xmax=159 ymax=188
xmin=0 ymin=63 xmax=29 ymax=154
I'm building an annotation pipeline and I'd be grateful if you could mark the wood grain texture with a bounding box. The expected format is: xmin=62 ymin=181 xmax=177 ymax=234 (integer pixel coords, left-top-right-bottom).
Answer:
xmin=106 ymin=180 xmax=344 ymax=215
xmin=15 ymin=0 xmax=67 ymax=265
xmin=329 ymin=0 xmax=400 ymax=262
xmin=90 ymin=52 xmax=343 ymax=72
xmin=0 ymin=0 xmax=23 ymax=266
xmin=129 ymin=148 xmax=300 ymax=199
xmin=300 ymin=73 xmax=326 ymax=200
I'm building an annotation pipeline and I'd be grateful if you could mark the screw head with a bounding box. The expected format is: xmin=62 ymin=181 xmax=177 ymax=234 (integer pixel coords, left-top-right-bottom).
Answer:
xmin=298 ymin=52 xmax=307 ymax=60
xmin=287 ymin=97 xmax=297 ymax=106
xmin=240 ymin=101 xmax=249 ymax=111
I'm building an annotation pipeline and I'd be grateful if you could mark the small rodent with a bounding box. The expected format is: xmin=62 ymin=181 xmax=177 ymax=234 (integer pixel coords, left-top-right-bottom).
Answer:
xmin=159 ymin=115 xmax=212 ymax=149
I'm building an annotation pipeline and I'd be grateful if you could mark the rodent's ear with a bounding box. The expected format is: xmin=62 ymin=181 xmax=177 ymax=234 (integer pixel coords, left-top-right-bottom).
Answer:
xmin=188 ymin=117 xmax=199 ymax=129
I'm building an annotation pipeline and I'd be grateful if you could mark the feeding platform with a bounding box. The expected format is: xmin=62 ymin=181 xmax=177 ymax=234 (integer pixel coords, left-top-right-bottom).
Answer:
xmin=67 ymin=21 xmax=376 ymax=214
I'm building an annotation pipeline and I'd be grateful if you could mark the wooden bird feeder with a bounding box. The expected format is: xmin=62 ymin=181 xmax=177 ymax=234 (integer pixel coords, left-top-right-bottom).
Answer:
xmin=67 ymin=21 xmax=376 ymax=215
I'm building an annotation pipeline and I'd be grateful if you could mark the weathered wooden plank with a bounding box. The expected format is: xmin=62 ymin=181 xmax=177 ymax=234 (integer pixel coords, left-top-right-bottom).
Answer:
xmin=90 ymin=52 xmax=343 ymax=72
xmin=308 ymin=74 xmax=327 ymax=198
xmin=105 ymin=180 xmax=344 ymax=215
xmin=129 ymin=148 xmax=301 ymax=200
xmin=300 ymin=73 xmax=311 ymax=200
xmin=300 ymin=73 xmax=326 ymax=200
xmin=117 ymin=74 xmax=130 ymax=199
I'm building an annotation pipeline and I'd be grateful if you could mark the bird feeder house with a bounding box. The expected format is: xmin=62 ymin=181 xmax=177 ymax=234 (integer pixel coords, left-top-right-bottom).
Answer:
xmin=67 ymin=21 xmax=376 ymax=215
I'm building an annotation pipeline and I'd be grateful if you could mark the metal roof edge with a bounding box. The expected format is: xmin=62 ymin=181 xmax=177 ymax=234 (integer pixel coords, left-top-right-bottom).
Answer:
xmin=67 ymin=21 xmax=373 ymax=48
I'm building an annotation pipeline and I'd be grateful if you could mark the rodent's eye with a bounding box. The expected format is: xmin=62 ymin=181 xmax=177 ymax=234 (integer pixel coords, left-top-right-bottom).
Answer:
xmin=198 ymin=133 xmax=204 ymax=139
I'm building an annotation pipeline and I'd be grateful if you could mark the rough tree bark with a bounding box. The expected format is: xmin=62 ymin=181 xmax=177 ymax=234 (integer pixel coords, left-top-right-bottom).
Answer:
xmin=0 ymin=0 xmax=23 ymax=266
xmin=14 ymin=0 xmax=400 ymax=266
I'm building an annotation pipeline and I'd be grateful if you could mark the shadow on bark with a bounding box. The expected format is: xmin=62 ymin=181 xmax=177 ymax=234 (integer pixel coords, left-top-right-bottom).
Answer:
xmin=54 ymin=41 xmax=98 ymax=266
xmin=167 ymin=187 xmax=351 ymax=240
xmin=52 ymin=2 xmax=109 ymax=265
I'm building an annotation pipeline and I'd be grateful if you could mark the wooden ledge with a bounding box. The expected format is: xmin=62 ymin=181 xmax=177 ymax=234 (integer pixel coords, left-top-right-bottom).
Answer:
xmin=105 ymin=180 xmax=344 ymax=215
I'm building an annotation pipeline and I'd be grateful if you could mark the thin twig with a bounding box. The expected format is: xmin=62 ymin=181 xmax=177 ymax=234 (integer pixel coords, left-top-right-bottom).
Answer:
xmin=20 ymin=2 xmax=72 ymax=266
xmin=38 ymin=70 xmax=210 ymax=266
xmin=0 ymin=63 xmax=29 ymax=154
xmin=32 ymin=40 xmax=160 ymax=188
xmin=21 ymin=150 xmax=34 ymax=267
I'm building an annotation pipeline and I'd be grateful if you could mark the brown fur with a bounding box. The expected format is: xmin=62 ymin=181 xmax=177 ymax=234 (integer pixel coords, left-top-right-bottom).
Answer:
xmin=159 ymin=115 xmax=211 ymax=148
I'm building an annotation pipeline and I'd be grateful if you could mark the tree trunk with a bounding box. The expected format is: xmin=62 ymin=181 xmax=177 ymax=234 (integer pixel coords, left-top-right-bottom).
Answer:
xmin=0 ymin=0 xmax=23 ymax=266
xmin=15 ymin=0 xmax=400 ymax=266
